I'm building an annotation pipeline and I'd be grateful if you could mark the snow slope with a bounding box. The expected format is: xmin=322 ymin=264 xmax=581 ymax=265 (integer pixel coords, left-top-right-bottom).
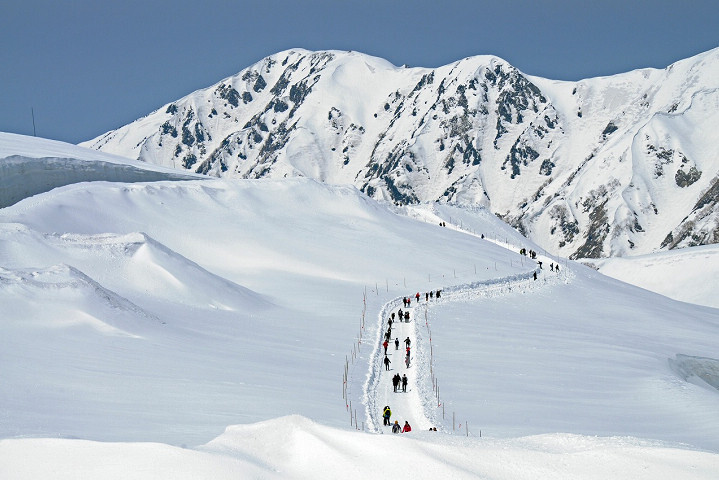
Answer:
xmin=1 ymin=135 xmax=719 ymax=478
xmin=582 ymin=245 xmax=719 ymax=308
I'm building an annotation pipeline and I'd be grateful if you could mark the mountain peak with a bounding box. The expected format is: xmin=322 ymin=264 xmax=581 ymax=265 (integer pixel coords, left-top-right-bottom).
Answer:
xmin=80 ymin=48 xmax=719 ymax=259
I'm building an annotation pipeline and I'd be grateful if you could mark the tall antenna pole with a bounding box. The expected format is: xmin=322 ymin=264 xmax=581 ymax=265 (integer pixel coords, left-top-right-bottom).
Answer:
xmin=31 ymin=108 xmax=36 ymax=136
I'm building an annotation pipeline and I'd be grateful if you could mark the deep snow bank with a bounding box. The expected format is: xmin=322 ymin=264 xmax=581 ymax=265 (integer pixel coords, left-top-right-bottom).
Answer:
xmin=0 ymin=133 xmax=200 ymax=208
xmin=1 ymin=416 xmax=717 ymax=480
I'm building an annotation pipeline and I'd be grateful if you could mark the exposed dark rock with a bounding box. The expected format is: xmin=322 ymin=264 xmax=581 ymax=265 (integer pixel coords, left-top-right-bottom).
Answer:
xmin=182 ymin=153 xmax=197 ymax=169
xmin=253 ymin=75 xmax=267 ymax=92
xmin=676 ymin=166 xmax=702 ymax=187
xmin=504 ymin=140 xmax=539 ymax=178
xmin=161 ymin=121 xmax=177 ymax=138
xmin=571 ymin=200 xmax=609 ymax=259
xmin=601 ymin=121 xmax=618 ymax=138
xmin=539 ymin=159 xmax=554 ymax=176
xmin=216 ymin=84 xmax=241 ymax=108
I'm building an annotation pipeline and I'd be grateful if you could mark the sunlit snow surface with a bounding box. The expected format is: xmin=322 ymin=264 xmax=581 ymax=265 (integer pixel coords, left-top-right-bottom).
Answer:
xmin=1 ymin=134 xmax=718 ymax=478
xmin=584 ymin=246 xmax=719 ymax=308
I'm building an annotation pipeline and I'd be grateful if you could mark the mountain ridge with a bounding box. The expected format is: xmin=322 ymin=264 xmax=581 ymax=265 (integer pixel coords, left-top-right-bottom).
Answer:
xmin=81 ymin=47 xmax=719 ymax=259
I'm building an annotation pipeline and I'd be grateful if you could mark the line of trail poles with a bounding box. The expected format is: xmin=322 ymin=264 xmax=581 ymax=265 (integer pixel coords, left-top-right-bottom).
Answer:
xmin=342 ymin=290 xmax=367 ymax=431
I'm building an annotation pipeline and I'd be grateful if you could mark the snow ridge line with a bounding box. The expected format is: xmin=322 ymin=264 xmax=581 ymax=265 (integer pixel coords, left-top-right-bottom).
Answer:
xmin=362 ymin=267 xmax=572 ymax=434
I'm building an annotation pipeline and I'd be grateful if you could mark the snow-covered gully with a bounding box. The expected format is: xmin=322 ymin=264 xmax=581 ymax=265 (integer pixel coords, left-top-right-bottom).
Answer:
xmin=363 ymin=265 xmax=572 ymax=434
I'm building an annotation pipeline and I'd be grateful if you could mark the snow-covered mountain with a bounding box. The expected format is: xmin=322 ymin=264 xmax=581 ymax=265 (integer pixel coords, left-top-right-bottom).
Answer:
xmin=82 ymin=47 xmax=719 ymax=260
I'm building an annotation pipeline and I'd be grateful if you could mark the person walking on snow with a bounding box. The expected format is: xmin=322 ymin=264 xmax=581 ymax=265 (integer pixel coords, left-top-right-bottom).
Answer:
xmin=392 ymin=420 xmax=401 ymax=433
xmin=405 ymin=337 xmax=411 ymax=348
xmin=401 ymin=374 xmax=408 ymax=392
xmin=392 ymin=373 xmax=400 ymax=392
xmin=383 ymin=406 xmax=392 ymax=426
xmin=402 ymin=421 xmax=412 ymax=433
xmin=415 ymin=292 xmax=420 ymax=303
xmin=395 ymin=337 xmax=399 ymax=350
xmin=384 ymin=355 xmax=391 ymax=371
xmin=383 ymin=340 xmax=389 ymax=355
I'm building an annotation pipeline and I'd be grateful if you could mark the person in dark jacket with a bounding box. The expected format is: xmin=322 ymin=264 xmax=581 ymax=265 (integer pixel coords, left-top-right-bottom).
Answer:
xmin=392 ymin=420 xmax=401 ymax=433
xmin=401 ymin=374 xmax=408 ymax=392
xmin=384 ymin=355 xmax=391 ymax=371
xmin=392 ymin=373 xmax=401 ymax=392
xmin=383 ymin=406 xmax=392 ymax=426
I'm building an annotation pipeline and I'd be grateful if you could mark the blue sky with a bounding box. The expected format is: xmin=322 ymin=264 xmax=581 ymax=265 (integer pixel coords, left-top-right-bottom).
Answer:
xmin=1 ymin=0 xmax=717 ymax=145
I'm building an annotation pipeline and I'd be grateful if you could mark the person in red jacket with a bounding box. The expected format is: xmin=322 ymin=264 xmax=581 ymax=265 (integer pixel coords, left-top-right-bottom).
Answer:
xmin=402 ymin=421 xmax=412 ymax=433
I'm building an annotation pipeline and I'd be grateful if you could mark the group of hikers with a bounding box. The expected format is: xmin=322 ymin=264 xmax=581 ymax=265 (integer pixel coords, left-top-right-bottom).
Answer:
xmin=516 ymin=247 xmax=562 ymax=281
xmin=402 ymin=290 xmax=441 ymax=308
xmin=392 ymin=373 xmax=408 ymax=392
xmin=381 ymin=302 xmax=419 ymax=435
xmin=382 ymin=405 xmax=412 ymax=434
xmin=384 ymin=334 xmax=412 ymax=370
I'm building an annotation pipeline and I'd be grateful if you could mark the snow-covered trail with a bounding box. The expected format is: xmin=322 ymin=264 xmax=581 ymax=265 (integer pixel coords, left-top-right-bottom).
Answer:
xmin=370 ymin=297 xmax=436 ymax=434
xmin=364 ymin=257 xmax=572 ymax=434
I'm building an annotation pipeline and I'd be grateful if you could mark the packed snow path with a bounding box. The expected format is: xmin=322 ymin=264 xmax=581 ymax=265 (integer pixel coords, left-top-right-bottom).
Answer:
xmin=364 ymin=260 xmax=572 ymax=434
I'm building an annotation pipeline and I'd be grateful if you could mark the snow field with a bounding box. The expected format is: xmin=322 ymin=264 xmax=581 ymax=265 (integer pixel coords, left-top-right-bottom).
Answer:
xmin=2 ymin=134 xmax=719 ymax=478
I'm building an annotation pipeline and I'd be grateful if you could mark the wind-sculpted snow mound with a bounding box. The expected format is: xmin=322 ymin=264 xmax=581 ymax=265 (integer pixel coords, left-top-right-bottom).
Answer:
xmin=0 ymin=224 xmax=270 ymax=313
xmin=3 ymin=415 xmax=718 ymax=480
xmin=0 ymin=263 xmax=158 ymax=336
